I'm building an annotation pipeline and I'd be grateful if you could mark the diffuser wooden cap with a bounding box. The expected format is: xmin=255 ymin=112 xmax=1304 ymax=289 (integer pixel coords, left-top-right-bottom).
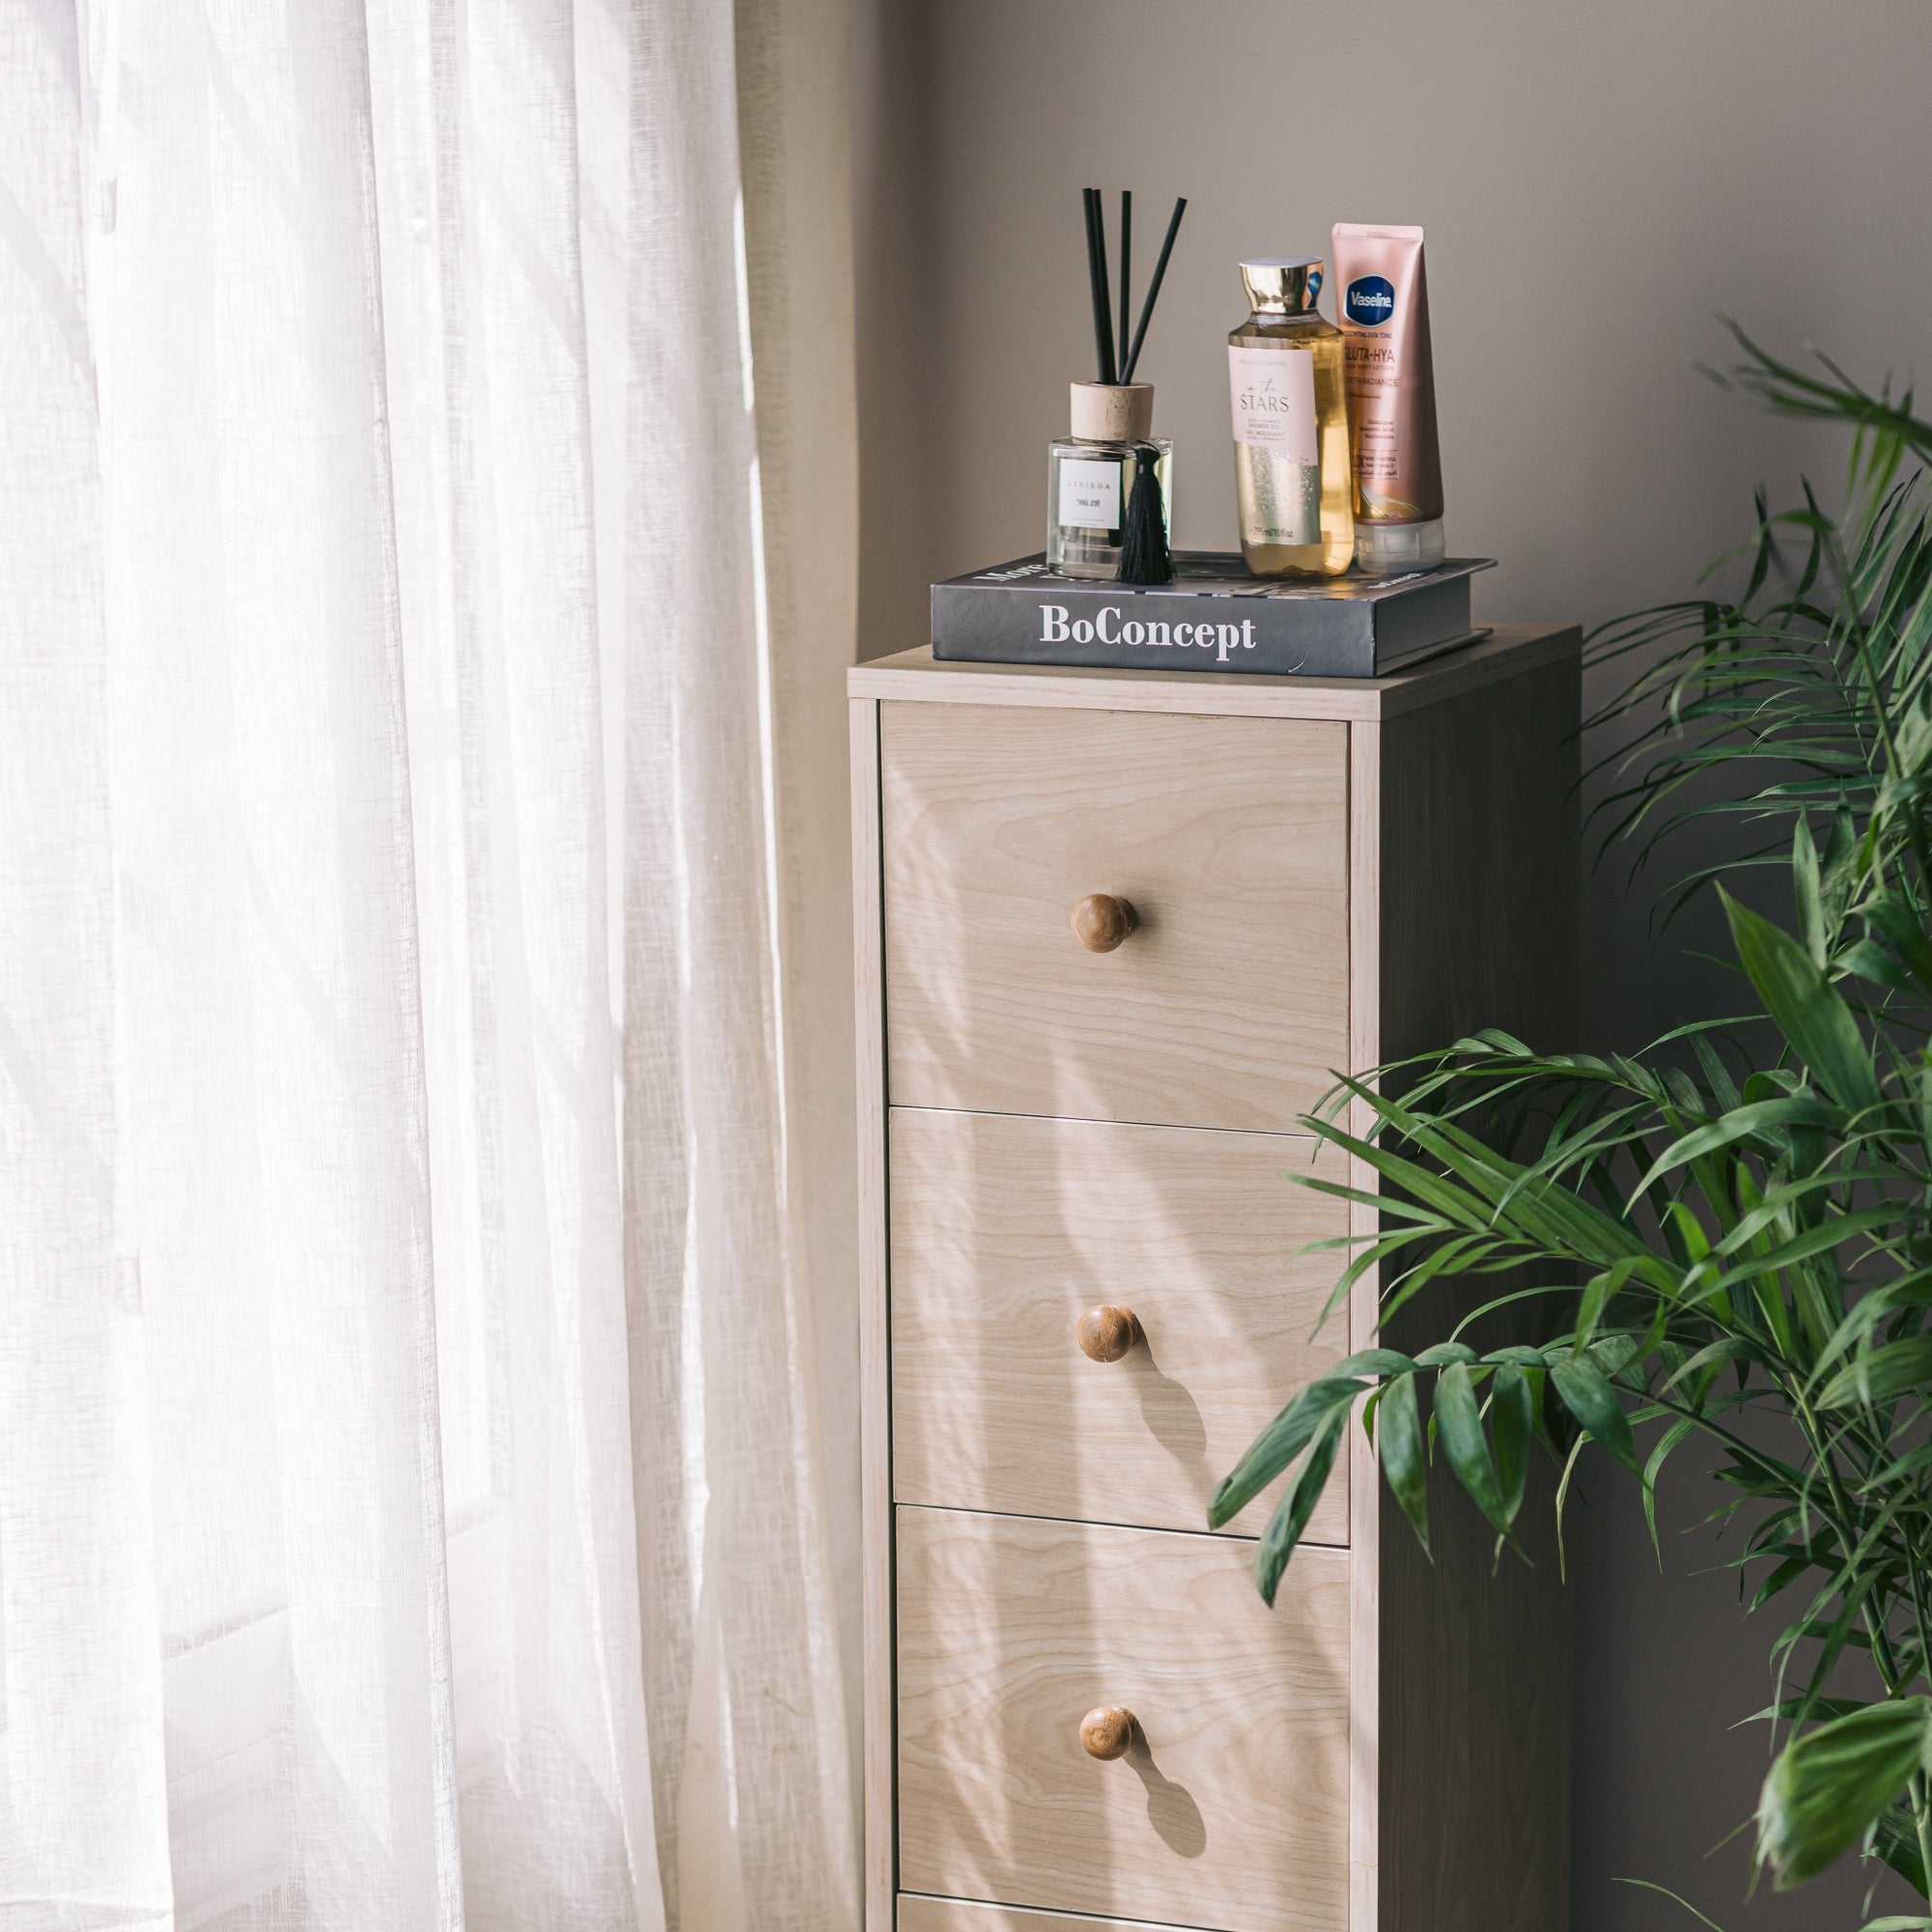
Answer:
xmin=1070 ymin=381 xmax=1153 ymax=442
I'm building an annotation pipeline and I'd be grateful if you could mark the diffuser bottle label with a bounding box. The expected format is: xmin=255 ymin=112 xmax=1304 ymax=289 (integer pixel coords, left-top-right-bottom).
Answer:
xmin=1057 ymin=458 xmax=1122 ymax=530
xmin=1228 ymin=346 xmax=1319 ymax=462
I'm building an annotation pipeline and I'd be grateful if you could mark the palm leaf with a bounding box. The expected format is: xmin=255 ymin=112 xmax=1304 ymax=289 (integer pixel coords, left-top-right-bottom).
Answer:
xmin=1217 ymin=330 xmax=1932 ymax=1905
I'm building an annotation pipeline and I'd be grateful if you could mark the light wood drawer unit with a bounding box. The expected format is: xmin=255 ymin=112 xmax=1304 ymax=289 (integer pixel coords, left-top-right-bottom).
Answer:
xmin=889 ymin=1107 xmax=1351 ymax=1541
xmin=898 ymin=1507 xmax=1350 ymax=1932
xmin=852 ymin=629 xmax=1582 ymax=1932
xmin=881 ymin=702 xmax=1348 ymax=1133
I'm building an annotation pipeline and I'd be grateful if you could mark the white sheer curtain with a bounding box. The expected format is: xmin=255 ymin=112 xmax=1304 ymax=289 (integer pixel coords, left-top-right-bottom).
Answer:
xmin=0 ymin=1 xmax=859 ymax=1927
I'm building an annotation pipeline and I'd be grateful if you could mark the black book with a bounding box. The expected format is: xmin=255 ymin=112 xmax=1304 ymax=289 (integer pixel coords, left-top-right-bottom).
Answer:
xmin=932 ymin=552 xmax=1497 ymax=678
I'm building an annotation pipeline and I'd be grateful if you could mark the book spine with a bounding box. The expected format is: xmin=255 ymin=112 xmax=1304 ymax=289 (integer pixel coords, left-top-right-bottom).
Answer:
xmin=932 ymin=583 xmax=1383 ymax=677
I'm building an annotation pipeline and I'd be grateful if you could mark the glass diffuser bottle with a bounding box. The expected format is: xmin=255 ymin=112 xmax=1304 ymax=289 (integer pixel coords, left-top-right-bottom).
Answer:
xmin=1047 ymin=381 xmax=1173 ymax=579
xmin=1045 ymin=187 xmax=1188 ymax=584
xmin=1227 ymin=256 xmax=1354 ymax=576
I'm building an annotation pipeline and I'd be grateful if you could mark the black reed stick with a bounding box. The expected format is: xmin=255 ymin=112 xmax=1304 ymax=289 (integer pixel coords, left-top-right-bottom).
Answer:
xmin=1120 ymin=196 xmax=1187 ymax=383
xmin=1080 ymin=191 xmax=1110 ymax=383
xmin=1117 ymin=191 xmax=1132 ymax=380
xmin=1085 ymin=188 xmax=1116 ymax=384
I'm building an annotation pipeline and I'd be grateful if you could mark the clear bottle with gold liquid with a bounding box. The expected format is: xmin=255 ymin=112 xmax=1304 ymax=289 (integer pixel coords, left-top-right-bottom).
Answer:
xmin=1227 ymin=257 xmax=1354 ymax=576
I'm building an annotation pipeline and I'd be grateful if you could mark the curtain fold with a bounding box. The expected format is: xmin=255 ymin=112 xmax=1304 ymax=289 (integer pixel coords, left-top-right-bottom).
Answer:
xmin=621 ymin=1 xmax=858 ymax=1924
xmin=0 ymin=5 xmax=173 ymax=1923
xmin=732 ymin=0 xmax=865 ymax=1840
xmin=0 ymin=0 xmax=859 ymax=1925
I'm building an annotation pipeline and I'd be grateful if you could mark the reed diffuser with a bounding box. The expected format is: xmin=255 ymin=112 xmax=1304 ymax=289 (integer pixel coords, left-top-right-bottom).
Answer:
xmin=1046 ymin=188 xmax=1187 ymax=583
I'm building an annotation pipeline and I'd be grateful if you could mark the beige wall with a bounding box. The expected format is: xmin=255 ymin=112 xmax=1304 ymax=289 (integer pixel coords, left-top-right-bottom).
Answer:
xmin=850 ymin=1 xmax=1932 ymax=1924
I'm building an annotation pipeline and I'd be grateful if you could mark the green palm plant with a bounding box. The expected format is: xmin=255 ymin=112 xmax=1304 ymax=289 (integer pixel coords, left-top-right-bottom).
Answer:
xmin=1213 ymin=327 xmax=1932 ymax=1916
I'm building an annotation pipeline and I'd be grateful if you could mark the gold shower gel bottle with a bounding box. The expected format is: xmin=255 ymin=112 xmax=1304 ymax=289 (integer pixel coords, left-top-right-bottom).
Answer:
xmin=1228 ymin=257 xmax=1354 ymax=576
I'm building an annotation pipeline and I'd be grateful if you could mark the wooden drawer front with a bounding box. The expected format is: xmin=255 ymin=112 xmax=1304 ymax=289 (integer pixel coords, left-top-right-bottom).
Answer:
xmin=897 ymin=1508 xmax=1349 ymax=1932
xmin=899 ymin=1897 xmax=1200 ymax=1932
xmin=880 ymin=703 xmax=1348 ymax=1133
xmin=890 ymin=1108 xmax=1350 ymax=1543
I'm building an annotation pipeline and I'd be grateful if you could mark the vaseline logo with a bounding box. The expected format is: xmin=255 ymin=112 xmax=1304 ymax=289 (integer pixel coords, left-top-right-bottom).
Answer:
xmin=1345 ymin=274 xmax=1395 ymax=326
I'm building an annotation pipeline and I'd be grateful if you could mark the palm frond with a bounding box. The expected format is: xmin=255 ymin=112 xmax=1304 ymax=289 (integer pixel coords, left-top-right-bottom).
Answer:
xmin=1218 ymin=325 xmax=1932 ymax=1908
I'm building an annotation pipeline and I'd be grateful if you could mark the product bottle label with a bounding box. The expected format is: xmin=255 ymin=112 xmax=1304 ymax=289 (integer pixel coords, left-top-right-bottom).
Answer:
xmin=1057 ymin=457 xmax=1121 ymax=530
xmin=1229 ymin=345 xmax=1320 ymax=545
xmin=1228 ymin=346 xmax=1318 ymax=461
xmin=1341 ymin=336 xmax=1430 ymax=519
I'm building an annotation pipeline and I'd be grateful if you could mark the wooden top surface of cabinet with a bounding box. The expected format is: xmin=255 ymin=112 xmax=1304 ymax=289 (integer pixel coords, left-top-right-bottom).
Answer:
xmin=852 ymin=625 xmax=1581 ymax=1932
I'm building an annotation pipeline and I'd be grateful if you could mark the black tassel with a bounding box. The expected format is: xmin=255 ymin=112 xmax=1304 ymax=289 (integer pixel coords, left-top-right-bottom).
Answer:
xmin=1114 ymin=442 xmax=1172 ymax=585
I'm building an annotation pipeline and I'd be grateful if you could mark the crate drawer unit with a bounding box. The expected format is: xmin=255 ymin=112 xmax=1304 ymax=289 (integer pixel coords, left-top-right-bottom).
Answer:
xmin=851 ymin=627 xmax=1581 ymax=1932
xmin=880 ymin=701 xmax=1349 ymax=1133
xmin=897 ymin=1506 xmax=1350 ymax=1930
xmin=889 ymin=1107 xmax=1351 ymax=1542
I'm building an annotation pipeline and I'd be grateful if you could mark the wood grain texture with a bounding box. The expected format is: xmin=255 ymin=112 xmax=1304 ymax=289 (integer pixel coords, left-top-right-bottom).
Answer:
xmin=848 ymin=624 xmax=1578 ymax=722
xmin=889 ymin=1107 xmax=1350 ymax=1542
xmin=897 ymin=1507 xmax=1350 ymax=1932
xmin=1370 ymin=644 xmax=1581 ymax=1932
xmin=898 ymin=1895 xmax=1207 ymax=1932
xmin=851 ymin=696 xmax=895 ymax=1931
xmin=881 ymin=702 xmax=1348 ymax=1132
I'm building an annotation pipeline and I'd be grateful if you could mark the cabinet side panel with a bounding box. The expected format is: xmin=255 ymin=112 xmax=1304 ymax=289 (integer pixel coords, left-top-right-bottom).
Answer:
xmin=851 ymin=695 xmax=895 ymax=1930
xmin=1380 ymin=645 xmax=1582 ymax=1062
xmin=1347 ymin=720 xmax=1383 ymax=1932
xmin=1375 ymin=644 xmax=1580 ymax=1932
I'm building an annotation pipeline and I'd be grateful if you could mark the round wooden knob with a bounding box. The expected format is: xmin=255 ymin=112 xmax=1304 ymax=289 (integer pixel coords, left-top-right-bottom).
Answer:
xmin=1080 ymin=1706 xmax=1136 ymax=1761
xmin=1070 ymin=892 xmax=1137 ymax=953
xmin=1077 ymin=1305 xmax=1141 ymax=1362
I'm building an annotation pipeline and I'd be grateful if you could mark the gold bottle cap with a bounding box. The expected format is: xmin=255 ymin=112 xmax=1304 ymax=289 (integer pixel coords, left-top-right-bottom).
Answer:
xmin=1240 ymin=257 xmax=1324 ymax=315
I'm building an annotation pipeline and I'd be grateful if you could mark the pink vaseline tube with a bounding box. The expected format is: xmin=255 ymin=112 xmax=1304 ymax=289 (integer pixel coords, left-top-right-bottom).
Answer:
xmin=1331 ymin=222 xmax=1444 ymax=573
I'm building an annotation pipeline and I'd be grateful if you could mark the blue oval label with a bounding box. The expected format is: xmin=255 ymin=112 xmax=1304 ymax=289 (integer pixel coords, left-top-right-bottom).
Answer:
xmin=1345 ymin=274 xmax=1395 ymax=327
